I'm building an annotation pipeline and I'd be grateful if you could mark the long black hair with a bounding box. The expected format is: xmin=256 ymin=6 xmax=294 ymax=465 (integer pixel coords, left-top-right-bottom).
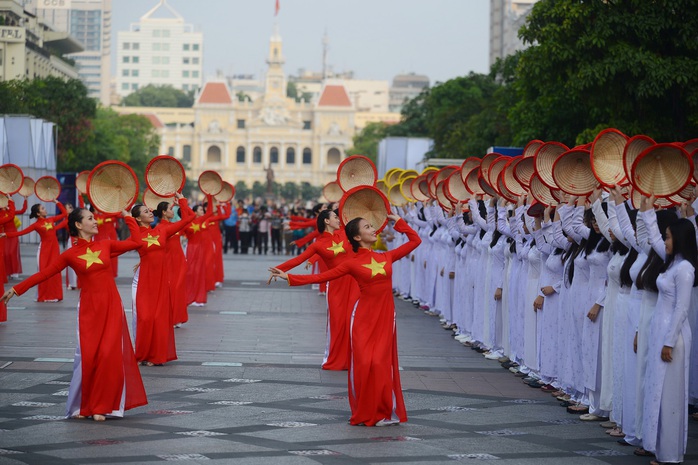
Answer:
xmin=619 ymin=207 xmax=638 ymax=288
xmin=316 ymin=209 xmax=333 ymax=234
xmin=29 ymin=204 xmax=41 ymax=219
xmin=67 ymin=208 xmax=87 ymax=237
xmin=153 ymin=201 xmax=170 ymax=219
xmin=660 ymin=218 xmax=698 ymax=286
xmin=637 ymin=209 xmax=679 ymax=292
xmin=345 ymin=217 xmax=363 ymax=252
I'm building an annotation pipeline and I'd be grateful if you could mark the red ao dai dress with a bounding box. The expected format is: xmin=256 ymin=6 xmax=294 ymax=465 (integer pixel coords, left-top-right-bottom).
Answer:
xmin=185 ymin=208 xmax=215 ymax=306
xmin=4 ymin=198 xmax=26 ymax=277
xmin=6 ymin=203 xmax=67 ymax=302
xmin=0 ymin=204 xmax=17 ymax=322
xmin=204 ymin=205 xmax=229 ymax=288
xmin=286 ymin=219 xmax=421 ymax=426
xmin=160 ymin=212 xmax=195 ymax=326
xmin=276 ymin=229 xmax=359 ymax=371
xmin=12 ymin=237 xmax=147 ymax=418
xmin=126 ymin=199 xmax=195 ymax=365
xmin=94 ymin=212 xmax=120 ymax=277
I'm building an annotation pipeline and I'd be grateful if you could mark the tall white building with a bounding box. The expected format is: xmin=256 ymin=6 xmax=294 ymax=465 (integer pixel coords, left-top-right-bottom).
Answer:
xmin=489 ymin=0 xmax=539 ymax=68
xmin=30 ymin=0 xmax=112 ymax=106
xmin=116 ymin=0 xmax=203 ymax=98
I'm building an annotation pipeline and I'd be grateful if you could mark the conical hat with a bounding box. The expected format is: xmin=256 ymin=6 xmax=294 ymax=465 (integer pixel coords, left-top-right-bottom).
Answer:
xmin=630 ymin=187 xmax=676 ymax=209
xmin=87 ymin=161 xmax=138 ymax=214
xmin=337 ymin=155 xmax=377 ymax=191
xmin=198 ymin=170 xmax=223 ymax=196
xmin=502 ymin=157 xmax=526 ymax=199
xmin=435 ymin=165 xmax=459 ymax=186
xmin=0 ymin=164 xmax=23 ymax=195
xmin=497 ymin=168 xmax=518 ymax=204
xmin=322 ymin=181 xmax=343 ymax=202
xmin=631 ymin=143 xmax=692 ymax=198
xmin=410 ymin=175 xmax=429 ymax=202
xmin=523 ymin=140 xmax=544 ymax=158
xmin=388 ymin=183 xmax=408 ymax=207
xmin=18 ymin=176 xmax=34 ymax=198
xmin=479 ymin=153 xmax=500 ymax=188
xmin=375 ymin=179 xmax=389 ymax=196
xmin=386 ymin=169 xmax=404 ymax=187
xmin=436 ymin=181 xmax=453 ymax=210
xmin=552 ymin=149 xmax=597 ymax=196
xmin=34 ymin=176 xmax=61 ymax=202
xmin=460 ymin=158 xmax=481 ymax=184
xmin=399 ymin=176 xmax=417 ymax=203
xmin=446 ymin=170 xmax=469 ymax=202
xmin=464 ymin=168 xmax=485 ymax=196
xmin=623 ymin=135 xmax=655 ymax=181
xmin=339 ymin=185 xmax=390 ymax=232
xmin=488 ymin=157 xmax=509 ymax=194
xmin=146 ymin=155 xmax=186 ymax=197
xmin=214 ymin=181 xmax=235 ymax=203
xmin=143 ymin=187 xmax=172 ymax=210
xmin=591 ymin=128 xmax=629 ymax=187
xmin=75 ymin=170 xmax=90 ymax=195
xmin=683 ymin=138 xmax=698 ymax=155
xmin=478 ymin=171 xmax=498 ymax=197
xmin=514 ymin=156 xmax=535 ymax=189
xmin=534 ymin=142 xmax=568 ymax=189
xmin=530 ymin=174 xmax=557 ymax=206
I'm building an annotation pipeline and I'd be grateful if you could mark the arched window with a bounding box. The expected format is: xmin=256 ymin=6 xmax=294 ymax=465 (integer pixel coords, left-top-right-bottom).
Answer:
xmin=286 ymin=147 xmax=295 ymax=164
xmin=236 ymin=146 xmax=245 ymax=163
xmin=327 ymin=147 xmax=341 ymax=165
xmin=182 ymin=145 xmax=191 ymax=163
xmin=167 ymin=146 xmax=175 ymax=157
xmin=253 ymin=146 xmax=262 ymax=164
xmin=302 ymin=148 xmax=312 ymax=165
xmin=207 ymin=145 xmax=221 ymax=164
xmin=270 ymin=147 xmax=279 ymax=164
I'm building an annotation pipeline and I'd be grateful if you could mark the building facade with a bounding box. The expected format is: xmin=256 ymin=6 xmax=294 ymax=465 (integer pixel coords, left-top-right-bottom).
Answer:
xmin=489 ymin=0 xmax=539 ymax=67
xmin=0 ymin=0 xmax=82 ymax=81
xmin=30 ymin=0 xmax=112 ymax=105
xmin=115 ymin=0 xmax=203 ymax=98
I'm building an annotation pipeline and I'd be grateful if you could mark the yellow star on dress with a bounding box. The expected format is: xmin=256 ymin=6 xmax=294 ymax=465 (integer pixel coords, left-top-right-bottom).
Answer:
xmin=96 ymin=218 xmax=104 ymax=226
xmin=78 ymin=247 xmax=103 ymax=269
xmin=327 ymin=241 xmax=346 ymax=257
xmin=43 ymin=222 xmax=53 ymax=231
xmin=142 ymin=234 xmax=161 ymax=248
xmin=189 ymin=223 xmax=201 ymax=233
xmin=362 ymin=257 xmax=387 ymax=278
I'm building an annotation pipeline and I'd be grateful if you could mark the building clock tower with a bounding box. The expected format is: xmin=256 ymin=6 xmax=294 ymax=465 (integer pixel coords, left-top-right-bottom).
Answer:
xmin=264 ymin=23 xmax=286 ymax=100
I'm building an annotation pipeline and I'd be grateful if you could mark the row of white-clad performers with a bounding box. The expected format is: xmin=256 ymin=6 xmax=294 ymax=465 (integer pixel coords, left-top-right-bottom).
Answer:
xmin=384 ymin=187 xmax=695 ymax=465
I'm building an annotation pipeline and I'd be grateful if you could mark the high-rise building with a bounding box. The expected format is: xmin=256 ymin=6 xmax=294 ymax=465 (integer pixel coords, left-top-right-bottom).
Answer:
xmin=0 ymin=0 xmax=82 ymax=82
xmin=115 ymin=0 xmax=203 ymax=98
xmin=489 ymin=0 xmax=539 ymax=68
xmin=30 ymin=0 xmax=112 ymax=105
xmin=389 ymin=73 xmax=429 ymax=113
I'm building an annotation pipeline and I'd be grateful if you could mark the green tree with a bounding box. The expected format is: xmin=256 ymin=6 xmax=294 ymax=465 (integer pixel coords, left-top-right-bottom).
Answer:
xmin=0 ymin=77 xmax=97 ymax=168
xmin=279 ymin=181 xmax=299 ymax=201
xmin=251 ymin=180 xmax=265 ymax=198
xmin=236 ymin=91 xmax=252 ymax=102
xmin=512 ymin=0 xmax=698 ymax=145
xmin=347 ymin=122 xmax=390 ymax=163
xmin=234 ymin=180 xmax=250 ymax=200
xmin=286 ymin=82 xmax=312 ymax=103
xmin=300 ymin=182 xmax=322 ymax=201
xmin=122 ymin=84 xmax=194 ymax=108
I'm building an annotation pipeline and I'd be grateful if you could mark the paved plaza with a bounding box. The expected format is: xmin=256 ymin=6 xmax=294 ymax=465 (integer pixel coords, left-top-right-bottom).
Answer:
xmin=0 ymin=245 xmax=696 ymax=464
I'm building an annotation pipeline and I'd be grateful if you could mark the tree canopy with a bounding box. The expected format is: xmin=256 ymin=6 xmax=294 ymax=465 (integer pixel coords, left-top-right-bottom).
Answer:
xmin=122 ymin=84 xmax=195 ymax=108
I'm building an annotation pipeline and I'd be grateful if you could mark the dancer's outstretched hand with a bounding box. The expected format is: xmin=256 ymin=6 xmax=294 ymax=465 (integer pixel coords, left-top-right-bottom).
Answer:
xmin=267 ymin=267 xmax=288 ymax=284
xmin=1 ymin=288 xmax=16 ymax=304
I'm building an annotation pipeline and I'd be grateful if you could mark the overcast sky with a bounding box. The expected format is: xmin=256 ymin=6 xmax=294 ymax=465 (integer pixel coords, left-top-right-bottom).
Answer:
xmin=111 ymin=0 xmax=490 ymax=85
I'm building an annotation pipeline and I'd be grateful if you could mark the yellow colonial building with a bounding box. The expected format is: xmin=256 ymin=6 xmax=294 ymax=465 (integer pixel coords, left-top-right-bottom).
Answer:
xmin=114 ymin=26 xmax=395 ymax=189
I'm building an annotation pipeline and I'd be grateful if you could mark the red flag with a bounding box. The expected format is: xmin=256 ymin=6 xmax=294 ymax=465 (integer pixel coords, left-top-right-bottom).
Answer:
xmin=274 ymin=0 xmax=280 ymax=16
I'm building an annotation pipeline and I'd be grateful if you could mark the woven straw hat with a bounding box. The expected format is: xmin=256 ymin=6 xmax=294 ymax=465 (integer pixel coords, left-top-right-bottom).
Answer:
xmin=386 ymin=169 xmax=404 ymax=187
xmin=146 ymin=155 xmax=186 ymax=197
xmin=534 ymin=142 xmax=568 ymax=189
xmin=464 ymin=168 xmax=485 ymax=196
xmin=388 ymin=183 xmax=408 ymax=207
xmin=523 ymin=140 xmax=544 ymax=159
xmin=143 ymin=187 xmax=172 ymax=210
xmin=460 ymin=158 xmax=481 ymax=183
xmin=623 ymin=135 xmax=655 ymax=181
xmin=692 ymin=149 xmax=698 ymax=182
xmin=87 ymin=161 xmax=139 ymax=214
xmin=479 ymin=153 xmax=500 ymax=187
xmin=591 ymin=128 xmax=629 ymax=187
xmin=215 ymin=181 xmax=236 ymax=203
xmin=198 ymin=170 xmax=223 ymax=196
xmin=421 ymin=166 xmax=439 ymax=175
xmin=339 ymin=185 xmax=390 ymax=232
xmin=76 ymin=170 xmax=90 ymax=195
xmin=34 ymin=176 xmax=61 ymax=202
xmin=488 ymin=157 xmax=509 ymax=193
xmin=416 ymin=176 xmax=431 ymax=201
xmin=446 ymin=170 xmax=469 ymax=202
xmin=375 ymin=179 xmax=389 ymax=196
xmin=427 ymin=172 xmax=439 ymax=198
xmin=503 ymin=158 xmax=526 ymax=197
xmin=322 ymin=181 xmax=343 ymax=202
xmin=399 ymin=176 xmax=417 ymax=203
xmin=552 ymin=149 xmax=597 ymax=196
xmin=436 ymin=181 xmax=453 ymax=210
xmin=478 ymin=172 xmax=498 ymax=197
xmin=18 ymin=176 xmax=34 ymax=198
xmin=631 ymin=143 xmax=692 ymax=198
xmin=0 ymin=164 xmax=24 ymax=195
xmin=530 ymin=174 xmax=557 ymax=206
xmin=435 ymin=165 xmax=459 ymax=186
xmin=514 ymin=156 xmax=535 ymax=189
xmin=683 ymin=138 xmax=698 ymax=155
xmin=675 ymin=181 xmax=695 ymax=201
xmin=410 ymin=177 xmax=427 ymax=202
xmin=337 ymin=155 xmax=377 ymax=191
xmin=399 ymin=169 xmax=419 ymax=181
xmin=497 ymin=168 xmax=518 ymax=204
